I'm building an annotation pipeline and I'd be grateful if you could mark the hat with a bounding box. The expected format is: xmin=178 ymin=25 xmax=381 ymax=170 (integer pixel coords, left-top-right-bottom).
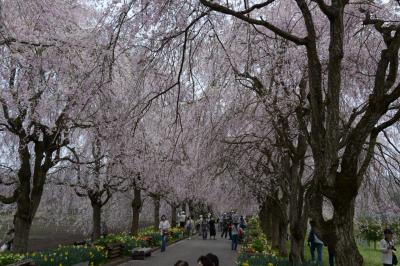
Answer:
xmin=384 ymin=229 xmax=393 ymax=235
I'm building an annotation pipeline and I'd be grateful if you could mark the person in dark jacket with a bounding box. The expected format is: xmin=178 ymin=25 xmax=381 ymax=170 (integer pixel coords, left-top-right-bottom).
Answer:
xmin=209 ymin=217 xmax=216 ymax=240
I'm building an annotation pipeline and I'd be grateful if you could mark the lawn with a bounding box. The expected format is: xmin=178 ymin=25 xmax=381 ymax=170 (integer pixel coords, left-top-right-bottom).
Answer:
xmin=303 ymin=243 xmax=385 ymax=266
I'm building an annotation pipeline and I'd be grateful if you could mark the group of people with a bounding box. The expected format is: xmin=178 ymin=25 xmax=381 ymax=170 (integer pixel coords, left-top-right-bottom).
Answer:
xmin=160 ymin=210 xmax=247 ymax=253
xmin=174 ymin=253 xmax=219 ymax=266
xmin=219 ymin=212 xmax=246 ymax=251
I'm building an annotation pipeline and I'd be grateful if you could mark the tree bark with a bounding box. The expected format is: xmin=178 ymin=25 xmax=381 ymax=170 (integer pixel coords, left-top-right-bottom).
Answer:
xmin=258 ymin=201 xmax=272 ymax=239
xmin=13 ymin=208 xmax=32 ymax=253
xmin=131 ymin=187 xmax=141 ymax=236
xmin=278 ymin=218 xmax=288 ymax=256
xmin=92 ymin=202 xmax=102 ymax=241
xmin=153 ymin=196 xmax=160 ymax=230
xmin=332 ymin=199 xmax=363 ymax=266
xmin=290 ymin=234 xmax=305 ymax=265
xmin=271 ymin=217 xmax=280 ymax=249
xmin=12 ymin=142 xmax=51 ymax=252
xmin=288 ymin=166 xmax=308 ymax=264
xmin=171 ymin=204 xmax=177 ymax=227
xmin=188 ymin=199 xmax=194 ymax=217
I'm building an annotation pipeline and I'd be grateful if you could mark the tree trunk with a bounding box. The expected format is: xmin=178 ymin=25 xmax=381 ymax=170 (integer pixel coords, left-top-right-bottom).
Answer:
xmin=188 ymin=199 xmax=194 ymax=217
xmin=12 ymin=143 xmax=49 ymax=252
xmin=278 ymin=219 xmax=289 ymax=256
xmin=290 ymin=234 xmax=305 ymax=265
xmin=171 ymin=205 xmax=177 ymax=227
xmin=271 ymin=218 xmax=280 ymax=249
xmin=333 ymin=199 xmax=363 ymax=266
xmin=153 ymin=196 xmax=160 ymax=230
xmin=131 ymin=187 xmax=141 ymax=236
xmin=288 ymin=171 xmax=308 ymax=264
xmin=258 ymin=201 xmax=272 ymax=239
xmin=92 ymin=202 xmax=102 ymax=241
xmin=12 ymin=209 xmax=32 ymax=253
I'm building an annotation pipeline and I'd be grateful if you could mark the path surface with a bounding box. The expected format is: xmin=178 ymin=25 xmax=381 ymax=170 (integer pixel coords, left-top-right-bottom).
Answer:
xmin=120 ymin=236 xmax=238 ymax=266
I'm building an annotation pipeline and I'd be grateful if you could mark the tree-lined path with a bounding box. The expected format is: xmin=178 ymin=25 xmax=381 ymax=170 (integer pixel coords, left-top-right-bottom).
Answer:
xmin=120 ymin=237 xmax=238 ymax=266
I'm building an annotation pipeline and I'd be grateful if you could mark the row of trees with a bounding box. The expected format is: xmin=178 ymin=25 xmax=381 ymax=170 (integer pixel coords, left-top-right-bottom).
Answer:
xmin=1 ymin=1 xmax=400 ymax=266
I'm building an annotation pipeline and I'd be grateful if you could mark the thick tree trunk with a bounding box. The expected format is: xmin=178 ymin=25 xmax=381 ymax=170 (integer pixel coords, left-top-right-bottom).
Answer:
xmin=13 ymin=209 xmax=32 ymax=253
xmin=278 ymin=219 xmax=288 ymax=256
xmin=171 ymin=205 xmax=177 ymax=227
xmin=333 ymin=199 xmax=363 ymax=266
xmin=258 ymin=201 xmax=272 ymax=239
xmin=131 ymin=187 xmax=141 ymax=236
xmin=153 ymin=196 xmax=160 ymax=230
xmin=290 ymin=234 xmax=305 ymax=265
xmin=288 ymin=174 xmax=308 ymax=264
xmin=271 ymin=218 xmax=280 ymax=249
xmin=12 ymin=143 xmax=50 ymax=252
xmin=92 ymin=202 xmax=102 ymax=241
xmin=188 ymin=199 xmax=194 ymax=217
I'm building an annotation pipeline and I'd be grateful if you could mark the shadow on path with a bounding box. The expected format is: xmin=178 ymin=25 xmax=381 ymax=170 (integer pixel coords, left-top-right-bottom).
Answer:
xmin=120 ymin=236 xmax=238 ymax=266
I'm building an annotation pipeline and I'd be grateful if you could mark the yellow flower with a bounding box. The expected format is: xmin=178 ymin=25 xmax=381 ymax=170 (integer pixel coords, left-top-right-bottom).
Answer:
xmin=59 ymin=263 xmax=63 ymax=266
xmin=242 ymin=261 xmax=250 ymax=266
xmin=44 ymin=256 xmax=48 ymax=262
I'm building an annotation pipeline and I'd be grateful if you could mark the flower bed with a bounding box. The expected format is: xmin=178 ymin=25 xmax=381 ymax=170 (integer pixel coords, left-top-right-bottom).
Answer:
xmin=0 ymin=252 xmax=25 ymax=266
xmin=0 ymin=227 xmax=185 ymax=266
xmin=238 ymin=217 xmax=317 ymax=266
xmin=0 ymin=245 xmax=107 ymax=266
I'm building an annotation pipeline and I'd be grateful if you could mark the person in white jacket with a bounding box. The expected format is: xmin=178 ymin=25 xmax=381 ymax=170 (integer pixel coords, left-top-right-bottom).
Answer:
xmin=380 ymin=228 xmax=396 ymax=266
xmin=159 ymin=215 xmax=171 ymax=252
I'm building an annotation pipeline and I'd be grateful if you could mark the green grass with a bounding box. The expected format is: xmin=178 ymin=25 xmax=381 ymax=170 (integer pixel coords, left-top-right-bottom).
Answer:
xmin=303 ymin=243 xmax=386 ymax=266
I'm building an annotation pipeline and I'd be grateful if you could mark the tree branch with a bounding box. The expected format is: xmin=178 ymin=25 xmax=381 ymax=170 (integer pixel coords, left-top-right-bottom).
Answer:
xmin=199 ymin=0 xmax=307 ymax=45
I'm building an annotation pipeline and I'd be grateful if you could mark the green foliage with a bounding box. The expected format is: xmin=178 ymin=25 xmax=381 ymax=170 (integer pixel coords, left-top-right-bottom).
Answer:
xmin=0 ymin=252 xmax=25 ymax=266
xmin=0 ymin=245 xmax=107 ymax=266
xmin=239 ymin=217 xmax=274 ymax=256
xmin=358 ymin=218 xmax=382 ymax=245
xmin=238 ymin=254 xmax=318 ymax=266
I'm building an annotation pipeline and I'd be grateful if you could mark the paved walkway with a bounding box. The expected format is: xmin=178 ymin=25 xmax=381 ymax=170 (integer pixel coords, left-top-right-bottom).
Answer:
xmin=120 ymin=236 xmax=238 ymax=266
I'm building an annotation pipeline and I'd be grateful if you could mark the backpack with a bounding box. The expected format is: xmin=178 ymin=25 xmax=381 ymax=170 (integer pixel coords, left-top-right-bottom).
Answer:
xmin=238 ymin=227 xmax=244 ymax=237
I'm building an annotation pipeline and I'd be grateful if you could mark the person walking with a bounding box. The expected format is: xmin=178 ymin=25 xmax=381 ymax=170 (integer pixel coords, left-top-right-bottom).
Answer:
xmin=159 ymin=214 xmax=170 ymax=252
xmin=231 ymin=223 xmax=239 ymax=251
xmin=228 ymin=221 xmax=233 ymax=240
xmin=197 ymin=215 xmax=203 ymax=236
xmin=328 ymin=245 xmax=335 ymax=266
xmin=179 ymin=211 xmax=186 ymax=228
xmin=308 ymin=220 xmax=323 ymax=265
xmin=380 ymin=228 xmax=397 ymax=266
xmin=185 ymin=216 xmax=194 ymax=239
xmin=221 ymin=214 xmax=228 ymax=239
xmin=209 ymin=217 xmax=217 ymax=240
xmin=201 ymin=217 xmax=209 ymax=240
xmin=239 ymin=215 xmax=247 ymax=229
